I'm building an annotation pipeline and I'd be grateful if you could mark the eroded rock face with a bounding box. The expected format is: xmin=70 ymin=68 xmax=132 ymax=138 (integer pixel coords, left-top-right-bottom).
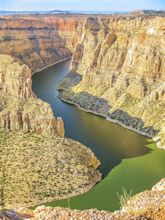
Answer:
xmin=57 ymin=117 xmax=65 ymax=138
xmin=0 ymin=15 xmax=86 ymax=135
xmin=0 ymin=56 xmax=32 ymax=99
xmin=59 ymin=14 xmax=165 ymax=149
xmin=0 ymin=15 xmax=85 ymax=72
xmin=0 ymin=54 xmax=57 ymax=135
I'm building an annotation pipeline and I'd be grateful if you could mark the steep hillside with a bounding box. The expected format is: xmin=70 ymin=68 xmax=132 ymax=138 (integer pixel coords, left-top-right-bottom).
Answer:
xmin=58 ymin=15 xmax=165 ymax=149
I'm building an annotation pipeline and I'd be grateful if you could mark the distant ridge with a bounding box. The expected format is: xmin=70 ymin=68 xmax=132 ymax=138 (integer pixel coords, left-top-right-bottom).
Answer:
xmin=129 ymin=10 xmax=165 ymax=15
xmin=0 ymin=10 xmax=128 ymax=15
xmin=0 ymin=10 xmax=165 ymax=16
xmin=49 ymin=10 xmax=71 ymax=14
xmin=0 ymin=10 xmax=64 ymax=15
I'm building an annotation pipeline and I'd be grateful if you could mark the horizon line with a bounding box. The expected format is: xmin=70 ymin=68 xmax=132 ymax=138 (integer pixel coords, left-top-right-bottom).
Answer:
xmin=0 ymin=9 xmax=164 ymax=12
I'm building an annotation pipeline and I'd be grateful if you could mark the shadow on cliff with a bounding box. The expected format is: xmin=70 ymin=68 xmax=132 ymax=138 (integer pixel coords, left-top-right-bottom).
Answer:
xmin=0 ymin=18 xmax=73 ymax=72
xmin=108 ymin=109 xmax=159 ymax=138
xmin=58 ymin=71 xmax=83 ymax=90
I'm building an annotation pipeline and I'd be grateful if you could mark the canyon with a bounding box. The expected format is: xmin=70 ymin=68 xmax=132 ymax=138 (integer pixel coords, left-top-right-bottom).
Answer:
xmin=0 ymin=12 xmax=165 ymax=219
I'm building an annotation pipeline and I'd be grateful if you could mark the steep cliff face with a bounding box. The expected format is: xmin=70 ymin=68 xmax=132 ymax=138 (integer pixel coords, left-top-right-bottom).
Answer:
xmin=0 ymin=54 xmax=57 ymax=135
xmin=0 ymin=15 xmax=85 ymax=72
xmin=59 ymin=15 xmax=165 ymax=149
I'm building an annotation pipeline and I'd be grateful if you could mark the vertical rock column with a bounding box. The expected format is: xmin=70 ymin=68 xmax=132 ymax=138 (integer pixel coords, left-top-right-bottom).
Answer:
xmin=57 ymin=117 xmax=65 ymax=138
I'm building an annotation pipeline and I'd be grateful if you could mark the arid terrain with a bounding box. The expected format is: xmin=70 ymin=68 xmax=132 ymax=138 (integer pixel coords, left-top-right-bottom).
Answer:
xmin=0 ymin=179 xmax=165 ymax=219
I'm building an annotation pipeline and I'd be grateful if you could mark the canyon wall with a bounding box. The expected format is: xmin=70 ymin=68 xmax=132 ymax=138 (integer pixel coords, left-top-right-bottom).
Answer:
xmin=0 ymin=54 xmax=57 ymax=135
xmin=0 ymin=15 xmax=85 ymax=72
xmin=1 ymin=13 xmax=164 ymax=144
xmin=0 ymin=14 xmax=85 ymax=134
xmin=59 ymin=14 xmax=165 ymax=149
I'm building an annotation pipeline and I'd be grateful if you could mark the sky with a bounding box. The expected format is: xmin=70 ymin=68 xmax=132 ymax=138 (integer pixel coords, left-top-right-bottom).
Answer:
xmin=0 ymin=0 xmax=165 ymax=12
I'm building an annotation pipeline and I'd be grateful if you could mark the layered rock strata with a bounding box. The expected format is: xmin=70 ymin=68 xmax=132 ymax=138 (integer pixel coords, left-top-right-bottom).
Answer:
xmin=0 ymin=54 xmax=57 ymax=135
xmin=0 ymin=15 xmax=85 ymax=72
xmin=58 ymin=15 xmax=165 ymax=149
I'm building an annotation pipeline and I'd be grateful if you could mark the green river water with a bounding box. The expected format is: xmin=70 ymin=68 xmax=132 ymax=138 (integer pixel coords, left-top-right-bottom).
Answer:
xmin=32 ymin=60 xmax=165 ymax=211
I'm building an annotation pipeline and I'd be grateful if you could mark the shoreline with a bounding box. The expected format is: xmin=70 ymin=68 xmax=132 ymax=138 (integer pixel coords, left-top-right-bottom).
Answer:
xmin=33 ymin=57 xmax=71 ymax=75
xmin=2 ymin=179 xmax=165 ymax=220
xmin=9 ymin=170 xmax=101 ymax=210
xmin=3 ymin=166 xmax=101 ymax=210
xmin=33 ymin=58 xmax=157 ymax=143
xmin=33 ymin=59 xmax=158 ymax=144
xmin=58 ymin=93 xmax=161 ymax=146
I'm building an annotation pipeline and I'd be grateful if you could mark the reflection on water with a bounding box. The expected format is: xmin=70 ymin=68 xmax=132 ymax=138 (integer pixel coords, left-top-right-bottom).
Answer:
xmin=32 ymin=61 xmax=165 ymax=211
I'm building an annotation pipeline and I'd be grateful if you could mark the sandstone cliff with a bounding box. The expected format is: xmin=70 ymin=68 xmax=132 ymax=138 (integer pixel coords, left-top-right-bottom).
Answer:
xmin=0 ymin=54 xmax=57 ymax=135
xmin=0 ymin=15 xmax=85 ymax=72
xmin=58 ymin=15 xmax=165 ymax=149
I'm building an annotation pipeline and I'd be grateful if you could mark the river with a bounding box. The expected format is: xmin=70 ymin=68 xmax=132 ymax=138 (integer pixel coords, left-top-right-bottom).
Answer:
xmin=32 ymin=60 xmax=165 ymax=211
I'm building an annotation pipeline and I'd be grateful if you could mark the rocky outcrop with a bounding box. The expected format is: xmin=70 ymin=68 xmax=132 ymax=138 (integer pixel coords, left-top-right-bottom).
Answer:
xmin=0 ymin=54 xmax=57 ymax=135
xmin=0 ymin=15 xmax=85 ymax=72
xmin=57 ymin=117 xmax=65 ymax=138
xmin=1 ymin=179 xmax=164 ymax=219
xmin=58 ymin=14 xmax=165 ymax=149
